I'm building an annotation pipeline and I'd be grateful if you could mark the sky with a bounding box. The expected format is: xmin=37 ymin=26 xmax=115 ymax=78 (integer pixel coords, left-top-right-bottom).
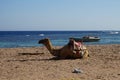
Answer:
xmin=0 ymin=0 xmax=120 ymax=31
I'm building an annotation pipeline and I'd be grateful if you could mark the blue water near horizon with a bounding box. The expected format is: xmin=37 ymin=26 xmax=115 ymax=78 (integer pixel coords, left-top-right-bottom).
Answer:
xmin=0 ymin=31 xmax=120 ymax=48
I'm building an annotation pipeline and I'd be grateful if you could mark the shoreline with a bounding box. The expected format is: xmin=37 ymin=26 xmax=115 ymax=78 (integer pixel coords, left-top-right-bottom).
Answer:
xmin=0 ymin=44 xmax=120 ymax=49
xmin=0 ymin=44 xmax=120 ymax=80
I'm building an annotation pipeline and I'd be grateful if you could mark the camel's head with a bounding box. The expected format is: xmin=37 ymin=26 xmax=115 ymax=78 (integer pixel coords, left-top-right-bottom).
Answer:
xmin=38 ymin=38 xmax=49 ymax=44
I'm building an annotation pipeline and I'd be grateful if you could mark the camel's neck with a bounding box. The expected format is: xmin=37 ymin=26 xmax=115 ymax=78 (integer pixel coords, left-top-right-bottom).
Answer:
xmin=43 ymin=40 xmax=53 ymax=53
xmin=43 ymin=40 xmax=60 ymax=56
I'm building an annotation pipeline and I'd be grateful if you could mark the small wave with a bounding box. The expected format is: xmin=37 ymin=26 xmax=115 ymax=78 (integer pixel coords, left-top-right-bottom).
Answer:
xmin=39 ymin=34 xmax=44 ymax=36
xmin=110 ymin=31 xmax=119 ymax=34
xmin=26 ymin=35 xmax=30 ymax=36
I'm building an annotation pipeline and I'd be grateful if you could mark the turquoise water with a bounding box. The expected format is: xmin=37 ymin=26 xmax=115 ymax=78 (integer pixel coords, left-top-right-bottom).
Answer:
xmin=0 ymin=31 xmax=120 ymax=48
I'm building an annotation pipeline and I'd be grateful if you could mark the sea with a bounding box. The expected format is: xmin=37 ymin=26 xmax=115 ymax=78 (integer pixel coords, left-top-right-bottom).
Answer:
xmin=0 ymin=31 xmax=120 ymax=48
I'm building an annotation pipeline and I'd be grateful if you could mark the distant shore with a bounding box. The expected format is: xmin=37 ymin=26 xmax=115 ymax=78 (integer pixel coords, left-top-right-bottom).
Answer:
xmin=0 ymin=44 xmax=120 ymax=80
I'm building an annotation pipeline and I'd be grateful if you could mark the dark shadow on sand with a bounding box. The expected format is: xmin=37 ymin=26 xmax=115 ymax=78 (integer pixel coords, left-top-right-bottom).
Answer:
xmin=6 ymin=56 xmax=76 ymax=62
xmin=18 ymin=52 xmax=44 ymax=55
xmin=6 ymin=52 xmax=78 ymax=62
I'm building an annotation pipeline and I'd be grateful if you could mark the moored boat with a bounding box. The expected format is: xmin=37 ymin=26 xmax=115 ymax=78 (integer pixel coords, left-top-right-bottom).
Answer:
xmin=70 ymin=36 xmax=100 ymax=42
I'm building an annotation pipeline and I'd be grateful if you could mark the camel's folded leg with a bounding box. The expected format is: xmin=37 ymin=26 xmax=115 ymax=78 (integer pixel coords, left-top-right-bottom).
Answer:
xmin=83 ymin=49 xmax=89 ymax=58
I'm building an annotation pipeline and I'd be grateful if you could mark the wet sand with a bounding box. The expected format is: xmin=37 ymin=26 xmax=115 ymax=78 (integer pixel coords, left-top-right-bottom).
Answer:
xmin=0 ymin=44 xmax=120 ymax=80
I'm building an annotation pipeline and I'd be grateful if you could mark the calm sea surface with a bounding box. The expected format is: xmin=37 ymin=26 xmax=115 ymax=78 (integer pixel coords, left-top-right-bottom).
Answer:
xmin=0 ymin=31 xmax=120 ymax=48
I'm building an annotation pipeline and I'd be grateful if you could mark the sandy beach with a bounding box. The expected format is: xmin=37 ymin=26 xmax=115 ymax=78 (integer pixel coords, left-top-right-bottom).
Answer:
xmin=0 ymin=44 xmax=120 ymax=80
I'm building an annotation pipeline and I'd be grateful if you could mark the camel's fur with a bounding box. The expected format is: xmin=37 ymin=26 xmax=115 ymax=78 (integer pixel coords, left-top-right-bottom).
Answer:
xmin=38 ymin=38 xmax=89 ymax=59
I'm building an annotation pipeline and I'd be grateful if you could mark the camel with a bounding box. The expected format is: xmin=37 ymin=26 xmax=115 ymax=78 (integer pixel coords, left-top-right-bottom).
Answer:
xmin=38 ymin=38 xmax=89 ymax=59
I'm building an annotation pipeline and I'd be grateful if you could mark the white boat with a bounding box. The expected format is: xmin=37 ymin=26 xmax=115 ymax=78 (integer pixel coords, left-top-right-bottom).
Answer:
xmin=70 ymin=36 xmax=100 ymax=42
